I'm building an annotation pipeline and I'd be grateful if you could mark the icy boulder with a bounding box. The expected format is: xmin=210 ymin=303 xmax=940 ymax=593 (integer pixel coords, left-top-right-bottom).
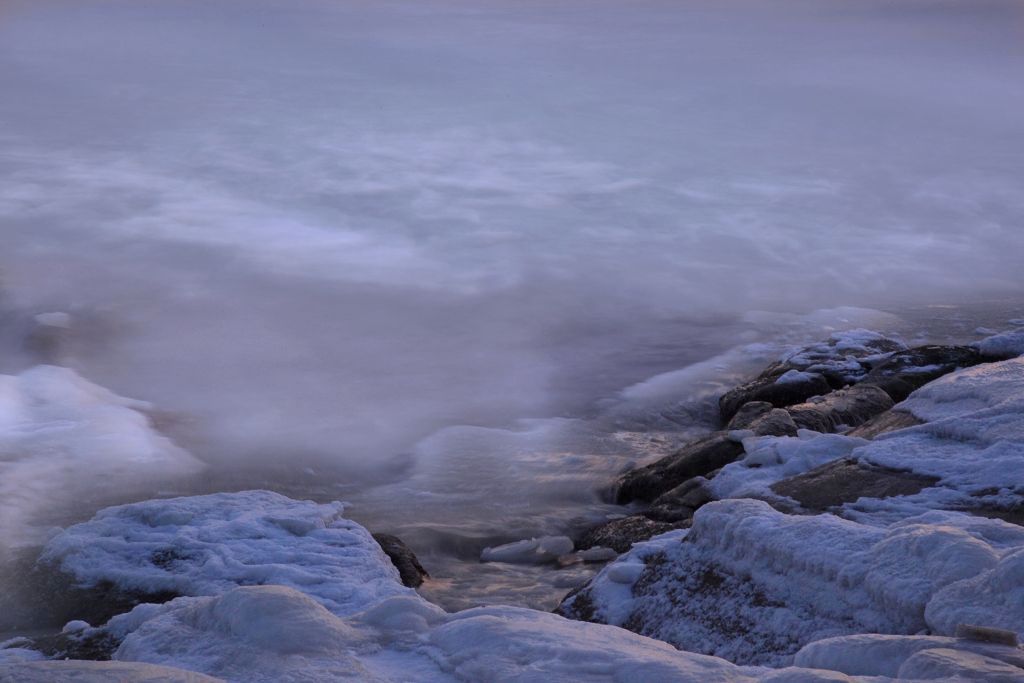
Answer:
xmin=0 ymin=365 xmax=204 ymax=549
xmin=40 ymin=490 xmax=413 ymax=616
xmin=559 ymin=499 xmax=1024 ymax=666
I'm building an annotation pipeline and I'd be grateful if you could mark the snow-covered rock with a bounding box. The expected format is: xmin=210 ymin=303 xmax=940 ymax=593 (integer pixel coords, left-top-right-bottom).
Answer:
xmin=851 ymin=356 xmax=1024 ymax=517
xmin=708 ymin=431 xmax=866 ymax=500
xmin=0 ymin=365 xmax=204 ymax=549
xmin=976 ymin=328 xmax=1024 ymax=359
xmin=559 ymin=498 xmax=1024 ymax=666
xmin=794 ymin=634 xmax=1024 ymax=679
xmin=8 ymin=494 xmax=877 ymax=682
xmin=41 ymin=490 xmax=413 ymax=616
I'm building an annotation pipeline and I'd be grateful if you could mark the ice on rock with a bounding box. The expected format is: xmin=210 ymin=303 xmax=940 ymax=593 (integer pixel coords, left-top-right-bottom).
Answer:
xmin=480 ymin=535 xmax=574 ymax=564
xmin=426 ymin=605 xmax=769 ymax=683
xmin=976 ymin=328 xmax=1024 ymax=359
xmin=0 ymin=365 xmax=204 ymax=549
xmin=852 ymin=357 xmax=1024 ymax=513
xmin=41 ymin=490 xmax=413 ymax=616
xmin=108 ymin=583 xmax=860 ymax=683
xmin=794 ymin=633 xmax=1024 ymax=678
xmin=898 ymin=647 xmax=1024 ymax=682
xmin=25 ymin=492 xmax=932 ymax=683
xmin=710 ymin=431 xmax=866 ymax=500
xmin=780 ymin=329 xmax=906 ymax=384
xmin=925 ymin=546 xmax=1024 ymax=638
xmin=774 ymin=370 xmax=821 ymax=385
xmin=566 ymin=498 xmax=1024 ymax=665
xmin=114 ymin=586 xmax=383 ymax=682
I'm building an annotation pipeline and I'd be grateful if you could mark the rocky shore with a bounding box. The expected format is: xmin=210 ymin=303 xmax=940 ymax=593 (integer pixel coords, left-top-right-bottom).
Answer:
xmin=3 ymin=326 xmax=1024 ymax=681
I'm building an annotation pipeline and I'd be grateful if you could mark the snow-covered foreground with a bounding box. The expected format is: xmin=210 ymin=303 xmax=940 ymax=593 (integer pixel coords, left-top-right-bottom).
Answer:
xmin=4 ymin=328 xmax=1024 ymax=681
xmin=4 ymin=483 xmax=1023 ymax=681
xmin=562 ymin=353 xmax=1024 ymax=671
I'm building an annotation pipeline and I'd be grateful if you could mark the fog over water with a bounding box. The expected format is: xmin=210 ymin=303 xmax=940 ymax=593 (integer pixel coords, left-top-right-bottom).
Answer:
xmin=1 ymin=0 xmax=1024 ymax=612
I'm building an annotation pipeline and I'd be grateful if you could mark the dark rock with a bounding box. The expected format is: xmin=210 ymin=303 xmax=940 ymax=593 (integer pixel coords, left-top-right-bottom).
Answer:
xmin=615 ymin=433 xmax=744 ymax=504
xmin=644 ymin=477 xmax=715 ymax=523
xmin=725 ymin=401 xmax=774 ymax=429
xmin=846 ymin=409 xmax=922 ymax=439
xmin=373 ymin=533 xmax=429 ymax=588
xmin=727 ymin=402 xmax=799 ymax=437
xmin=786 ymin=384 xmax=894 ymax=433
xmin=576 ymin=515 xmax=690 ymax=554
xmin=771 ymin=457 xmax=939 ymax=511
xmin=719 ymin=373 xmax=831 ymax=423
xmin=861 ymin=345 xmax=986 ymax=402
xmin=748 ymin=408 xmax=800 ymax=437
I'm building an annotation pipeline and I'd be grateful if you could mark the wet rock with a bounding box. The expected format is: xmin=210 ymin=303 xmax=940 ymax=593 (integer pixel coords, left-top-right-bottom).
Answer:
xmin=644 ymin=477 xmax=715 ymax=523
xmin=373 ymin=533 xmax=429 ymax=588
xmin=719 ymin=372 xmax=831 ymax=423
xmin=846 ymin=409 xmax=922 ymax=439
xmin=727 ymin=402 xmax=798 ymax=437
xmin=771 ymin=457 xmax=939 ymax=511
xmin=861 ymin=345 xmax=985 ymax=402
xmin=615 ymin=433 xmax=744 ymax=504
xmin=786 ymin=384 xmax=894 ymax=433
xmin=576 ymin=515 xmax=689 ymax=554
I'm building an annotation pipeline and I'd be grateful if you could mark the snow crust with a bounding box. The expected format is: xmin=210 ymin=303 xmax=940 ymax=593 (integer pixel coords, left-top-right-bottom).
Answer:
xmin=575 ymin=497 xmax=1024 ymax=666
xmin=0 ymin=365 xmax=204 ymax=549
xmin=41 ymin=490 xmax=411 ymax=616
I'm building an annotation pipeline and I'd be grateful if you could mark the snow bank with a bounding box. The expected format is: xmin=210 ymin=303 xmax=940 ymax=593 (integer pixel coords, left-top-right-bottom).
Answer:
xmin=566 ymin=498 xmax=1024 ymax=665
xmin=41 ymin=490 xmax=412 ymax=616
xmin=0 ymin=365 xmax=203 ymax=549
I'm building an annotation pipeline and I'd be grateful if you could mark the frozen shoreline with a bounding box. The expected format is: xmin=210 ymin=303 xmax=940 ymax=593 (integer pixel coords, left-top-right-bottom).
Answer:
xmin=3 ymin=319 xmax=1024 ymax=680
